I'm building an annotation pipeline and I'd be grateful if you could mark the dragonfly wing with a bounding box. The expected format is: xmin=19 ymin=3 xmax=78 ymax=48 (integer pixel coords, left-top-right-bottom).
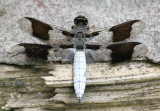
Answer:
xmin=88 ymin=20 xmax=145 ymax=42
xmin=109 ymin=20 xmax=146 ymax=42
xmin=86 ymin=44 xmax=101 ymax=50
xmin=18 ymin=43 xmax=53 ymax=60
xmin=107 ymin=42 xmax=141 ymax=63
xmin=19 ymin=17 xmax=53 ymax=40
xmin=18 ymin=17 xmax=74 ymax=43
xmin=17 ymin=43 xmax=75 ymax=61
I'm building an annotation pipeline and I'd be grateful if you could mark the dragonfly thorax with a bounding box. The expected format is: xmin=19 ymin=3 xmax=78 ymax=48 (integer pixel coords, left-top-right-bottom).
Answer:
xmin=71 ymin=21 xmax=89 ymax=50
xmin=73 ymin=32 xmax=87 ymax=49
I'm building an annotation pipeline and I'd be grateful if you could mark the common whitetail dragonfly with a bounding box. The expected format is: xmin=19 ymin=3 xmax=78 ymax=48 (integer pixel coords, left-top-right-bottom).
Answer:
xmin=17 ymin=15 xmax=145 ymax=102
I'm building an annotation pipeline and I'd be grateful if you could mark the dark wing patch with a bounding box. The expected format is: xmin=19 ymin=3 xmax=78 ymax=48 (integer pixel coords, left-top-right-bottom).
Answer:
xmin=59 ymin=44 xmax=74 ymax=49
xmin=85 ymin=31 xmax=100 ymax=38
xmin=86 ymin=44 xmax=101 ymax=50
xmin=62 ymin=31 xmax=75 ymax=37
xmin=25 ymin=17 xmax=53 ymax=40
xmin=19 ymin=43 xmax=52 ymax=60
xmin=109 ymin=20 xmax=140 ymax=42
xmin=107 ymin=42 xmax=141 ymax=63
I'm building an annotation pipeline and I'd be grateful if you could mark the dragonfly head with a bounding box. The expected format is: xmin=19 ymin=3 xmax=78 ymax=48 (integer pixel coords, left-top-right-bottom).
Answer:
xmin=74 ymin=15 xmax=88 ymax=26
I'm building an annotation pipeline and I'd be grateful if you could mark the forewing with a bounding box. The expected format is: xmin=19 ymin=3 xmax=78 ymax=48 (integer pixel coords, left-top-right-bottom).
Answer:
xmin=109 ymin=20 xmax=145 ymax=42
xmin=19 ymin=43 xmax=53 ymax=60
xmin=18 ymin=17 xmax=74 ymax=42
xmin=18 ymin=17 xmax=53 ymax=40
xmin=85 ymin=31 xmax=100 ymax=37
xmin=87 ymin=20 xmax=145 ymax=48
xmin=107 ymin=42 xmax=141 ymax=63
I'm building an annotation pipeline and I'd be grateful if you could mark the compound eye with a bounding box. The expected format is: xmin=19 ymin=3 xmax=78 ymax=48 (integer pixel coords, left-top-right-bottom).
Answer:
xmin=74 ymin=15 xmax=88 ymax=25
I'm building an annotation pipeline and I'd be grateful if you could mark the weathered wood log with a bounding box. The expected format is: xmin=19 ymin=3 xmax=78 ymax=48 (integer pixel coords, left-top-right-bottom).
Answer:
xmin=1 ymin=62 xmax=160 ymax=111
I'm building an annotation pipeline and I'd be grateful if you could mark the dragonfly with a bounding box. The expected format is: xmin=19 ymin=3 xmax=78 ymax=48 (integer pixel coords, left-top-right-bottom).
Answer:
xmin=17 ymin=15 xmax=146 ymax=102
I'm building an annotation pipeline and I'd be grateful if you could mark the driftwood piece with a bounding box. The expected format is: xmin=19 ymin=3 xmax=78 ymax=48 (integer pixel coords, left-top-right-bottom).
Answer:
xmin=1 ymin=61 xmax=160 ymax=111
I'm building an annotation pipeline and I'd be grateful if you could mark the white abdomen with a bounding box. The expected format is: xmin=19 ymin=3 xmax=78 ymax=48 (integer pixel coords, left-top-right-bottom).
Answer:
xmin=73 ymin=50 xmax=86 ymax=102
